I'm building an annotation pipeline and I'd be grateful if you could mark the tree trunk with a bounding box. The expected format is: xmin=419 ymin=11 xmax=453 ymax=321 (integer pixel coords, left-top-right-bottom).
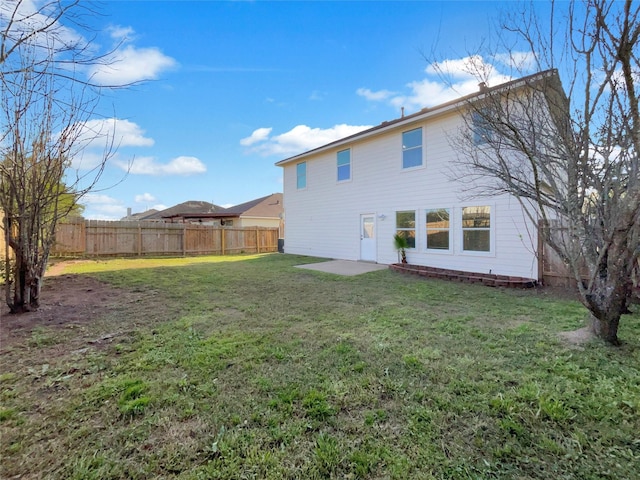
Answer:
xmin=584 ymin=279 xmax=629 ymax=346
xmin=590 ymin=313 xmax=621 ymax=346
xmin=583 ymin=241 xmax=634 ymax=345
xmin=6 ymin=248 xmax=42 ymax=314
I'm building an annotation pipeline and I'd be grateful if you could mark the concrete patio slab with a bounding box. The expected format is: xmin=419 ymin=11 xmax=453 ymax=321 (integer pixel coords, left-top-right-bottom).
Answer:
xmin=294 ymin=260 xmax=387 ymax=276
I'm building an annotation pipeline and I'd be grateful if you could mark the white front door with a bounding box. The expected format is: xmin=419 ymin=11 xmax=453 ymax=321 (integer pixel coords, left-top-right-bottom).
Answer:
xmin=360 ymin=214 xmax=376 ymax=262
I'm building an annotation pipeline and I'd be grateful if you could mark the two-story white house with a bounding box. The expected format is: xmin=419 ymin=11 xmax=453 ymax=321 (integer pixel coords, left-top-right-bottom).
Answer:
xmin=276 ymin=71 xmax=559 ymax=282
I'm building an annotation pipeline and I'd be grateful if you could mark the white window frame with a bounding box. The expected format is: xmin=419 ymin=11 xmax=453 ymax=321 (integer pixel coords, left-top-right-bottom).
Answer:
xmin=401 ymin=127 xmax=424 ymax=170
xmin=425 ymin=207 xmax=452 ymax=253
xmin=460 ymin=205 xmax=494 ymax=255
xmin=337 ymin=148 xmax=351 ymax=182
xmin=395 ymin=210 xmax=416 ymax=249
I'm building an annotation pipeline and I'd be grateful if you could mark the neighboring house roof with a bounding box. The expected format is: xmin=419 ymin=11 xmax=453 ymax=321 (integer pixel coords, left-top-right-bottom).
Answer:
xmin=150 ymin=200 xmax=224 ymax=220
xmin=216 ymin=193 xmax=283 ymax=218
xmin=276 ymin=69 xmax=559 ymax=166
xmin=131 ymin=209 xmax=159 ymax=220
xmin=120 ymin=208 xmax=159 ymax=221
xmin=160 ymin=194 xmax=283 ymax=221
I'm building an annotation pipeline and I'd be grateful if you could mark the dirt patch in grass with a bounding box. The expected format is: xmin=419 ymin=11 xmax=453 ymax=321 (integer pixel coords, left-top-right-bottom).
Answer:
xmin=1 ymin=271 xmax=150 ymax=354
xmin=558 ymin=326 xmax=596 ymax=346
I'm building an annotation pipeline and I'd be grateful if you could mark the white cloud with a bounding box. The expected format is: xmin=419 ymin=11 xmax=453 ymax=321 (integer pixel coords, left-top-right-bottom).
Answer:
xmin=360 ymin=55 xmax=513 ymax=113
xmin=0 ymin=6 xmax=174 ymax=87
xmin=77 ymin=118 xmax=154 ymax=149
xmin=492 ymin=51 xmax=538 ymax=71
xmin=242 ymin=124 xmax=372 ymax=157
xmin=107 ymin=25 xmax=135 ymax=41
xmin=356 ymin=87 xmax=397 ymax=101
xmin=240 ymin=127 xmax=273 ymax=146
xmin=425 ymin=55 xmax=497 ymax=79
xmin=389 ymin=79 xmax=465 ymax=110
xmin=88 ymin=44 xmax=177 ymax=85
xmin=69 ymin=118 xmax=154 ymax=169
xmin=0 ymin=1 xmax=88 ymax=58
xmin=609 ymin=67 xmax=640 ymax=90
xmin=135 ymin=192 xmax=156 ymax=203
xmin=123 ymin=156 xmax=207 ymax=176
xmin=80 ymin=193 xmax=126 ymax=220
xmin=70 ymin=150 xmax=112 ymax=171
xmin=83 ymin=193 xmax=120 ymax=205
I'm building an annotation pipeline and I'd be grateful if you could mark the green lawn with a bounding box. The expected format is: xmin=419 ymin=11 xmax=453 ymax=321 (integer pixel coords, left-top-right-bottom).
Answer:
xmin=1 ymin=254 xmax=639 ymax=479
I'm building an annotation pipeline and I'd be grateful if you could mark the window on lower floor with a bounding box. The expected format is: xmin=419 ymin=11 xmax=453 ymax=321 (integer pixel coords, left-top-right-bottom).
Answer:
xmin=296 ymin=162 xmax=306 ymax=189
xmin=426 ymin=208 xmax=450 ymax=250
xmin=462 ymin=206 xmax=491 ymax=252
xmin=396 ymin=210 xmax=416 ymax=248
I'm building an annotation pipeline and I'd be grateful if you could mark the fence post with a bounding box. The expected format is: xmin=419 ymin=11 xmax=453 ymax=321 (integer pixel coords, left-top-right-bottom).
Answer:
xmin=183 ymin=224 xmax=187 ymax=256
xmin=137 ymin=224 xmax=142 ymax=256
xmin=82 ymin=220 xmax=87 ymax=255
xmin=221 ymin=227 xmax=225 ymax=255
xmin=537 ymin=219 xmax=544 ymax=283
xmin=256 ymin=228 xmax=260 ymax=254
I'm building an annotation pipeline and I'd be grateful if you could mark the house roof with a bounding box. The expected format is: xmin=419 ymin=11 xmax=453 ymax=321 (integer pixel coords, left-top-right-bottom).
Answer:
xmin=149 ymin=200 xmax=225 ymax=220
xmin=220 ymin=193 xmax=282 ymax=218
xmin=160 ymin=194 xmax=283 ymax=220
xmin=275 ymin=69 xmax=559 ymax=167
xmin=130 ymin=209 xmax=159 ymax=220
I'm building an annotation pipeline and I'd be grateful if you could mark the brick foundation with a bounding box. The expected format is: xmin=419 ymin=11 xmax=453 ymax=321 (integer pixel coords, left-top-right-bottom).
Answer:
xmin=389 ymin=263 xmax=537 ymax=289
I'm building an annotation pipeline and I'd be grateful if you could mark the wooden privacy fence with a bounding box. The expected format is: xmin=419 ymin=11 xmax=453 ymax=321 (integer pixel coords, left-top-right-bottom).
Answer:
xmin=538 ymin=219 xmax=590 ymax=287
xmin=538 ymin=219 xmax=640 ymax=291
xmin=51 ymin=219 xmax=279 ymax=257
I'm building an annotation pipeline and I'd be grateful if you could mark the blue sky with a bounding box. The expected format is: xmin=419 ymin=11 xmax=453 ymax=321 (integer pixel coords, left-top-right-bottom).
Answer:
xmin=15 ymin=1 xmax=555 ymax=219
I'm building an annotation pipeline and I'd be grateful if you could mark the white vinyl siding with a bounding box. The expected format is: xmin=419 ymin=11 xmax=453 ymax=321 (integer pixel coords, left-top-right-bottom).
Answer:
xmin=280 ymin=111 xmax=538 ymax=279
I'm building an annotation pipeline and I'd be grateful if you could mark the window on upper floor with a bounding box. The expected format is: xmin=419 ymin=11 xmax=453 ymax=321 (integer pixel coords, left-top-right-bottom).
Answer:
xmin=426 ymin=208 xmax=450 ymax=250
xmin=402 ymin=127 xmax=423 ymax=169
xmin=296 ymin=162 xmax=307 ymax=189
xmin=472 ymin=110 xmax=493 ymax=145
xmin=462 ymin=206 xmax=491 ymax=252
xmin=337 ymin=148 xmax=351 ymax=182
xmin=396 ymin=210 xmax=416 ymax=248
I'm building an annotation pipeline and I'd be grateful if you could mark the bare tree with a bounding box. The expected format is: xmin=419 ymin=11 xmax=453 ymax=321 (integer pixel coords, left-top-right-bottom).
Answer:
xmin=441 ymin=0 xmax=639 ymax=344
xmin=1 ymin=0 xmax=117 ymax=312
